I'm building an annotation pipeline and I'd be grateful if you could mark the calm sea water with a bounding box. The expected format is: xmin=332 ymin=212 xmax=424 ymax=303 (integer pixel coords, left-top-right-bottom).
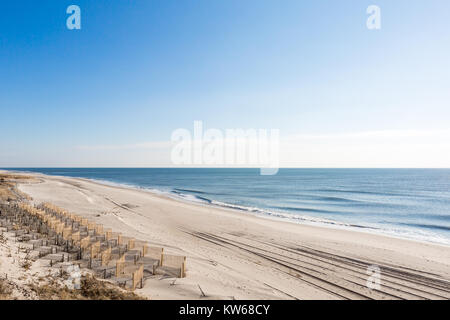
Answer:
xmin=5 ymin=168 xmax=450 ymax=245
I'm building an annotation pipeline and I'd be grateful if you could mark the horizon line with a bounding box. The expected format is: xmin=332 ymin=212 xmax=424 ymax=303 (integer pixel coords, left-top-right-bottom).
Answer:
xmin=2 ymin=167 xmax=450 ymax=170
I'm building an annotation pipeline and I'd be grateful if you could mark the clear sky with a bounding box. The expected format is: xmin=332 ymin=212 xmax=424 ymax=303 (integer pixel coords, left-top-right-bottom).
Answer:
xmin=1 ymin=0 xmax=449 ymax=167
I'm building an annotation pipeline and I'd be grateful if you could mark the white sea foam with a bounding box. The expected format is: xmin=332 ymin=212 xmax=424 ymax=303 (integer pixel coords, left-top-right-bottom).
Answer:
xmin=145 ymin=186 xmax=450 ymax=246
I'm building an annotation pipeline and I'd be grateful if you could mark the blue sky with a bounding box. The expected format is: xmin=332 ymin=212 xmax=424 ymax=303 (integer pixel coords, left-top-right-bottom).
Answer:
xmin=1 ymin=0 xmax=449 ymax=167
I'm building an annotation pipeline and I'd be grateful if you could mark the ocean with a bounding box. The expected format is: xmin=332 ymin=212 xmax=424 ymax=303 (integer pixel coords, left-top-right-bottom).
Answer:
xmin=5 ymin=168 xmax=450 ymax=245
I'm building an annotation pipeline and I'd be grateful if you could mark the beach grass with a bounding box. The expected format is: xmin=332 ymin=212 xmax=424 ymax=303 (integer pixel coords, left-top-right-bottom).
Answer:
xmin=28 ymin=275 xmax=146 ymax=300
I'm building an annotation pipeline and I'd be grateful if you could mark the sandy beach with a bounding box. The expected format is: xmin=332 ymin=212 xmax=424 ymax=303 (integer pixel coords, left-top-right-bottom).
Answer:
xmin=3 ymin=171 xmax=450 ymax=300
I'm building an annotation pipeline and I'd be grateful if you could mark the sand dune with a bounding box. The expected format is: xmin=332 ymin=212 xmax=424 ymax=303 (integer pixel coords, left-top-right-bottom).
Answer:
xmin=11 ymin=172 xmax=450 ymax=300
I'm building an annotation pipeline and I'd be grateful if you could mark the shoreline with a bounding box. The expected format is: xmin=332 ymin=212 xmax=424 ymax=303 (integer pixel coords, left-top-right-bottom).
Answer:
xmin=2 ymin=170 xmax=450 ymax=299
xmin=69 ymin=176 xmax=450 ymax=248
xmin=3 ymin=169 xmax=450 ymax=247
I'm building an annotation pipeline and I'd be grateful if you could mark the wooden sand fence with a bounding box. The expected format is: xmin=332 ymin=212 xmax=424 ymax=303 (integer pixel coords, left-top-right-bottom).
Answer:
xmin=5 ymin=202 xmax=188 ymax=290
